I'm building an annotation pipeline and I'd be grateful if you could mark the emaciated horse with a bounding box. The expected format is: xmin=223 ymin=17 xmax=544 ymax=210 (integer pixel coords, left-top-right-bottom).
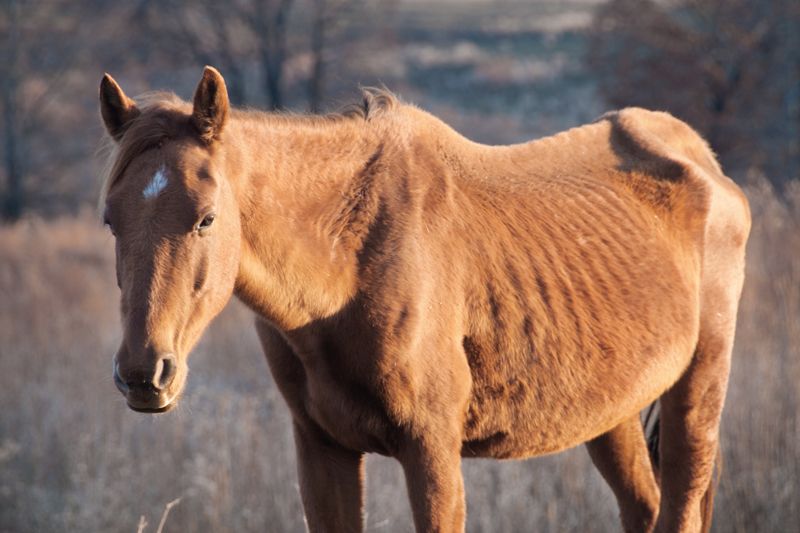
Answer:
xmin=99 ymin=67 xmax=750 ymax=533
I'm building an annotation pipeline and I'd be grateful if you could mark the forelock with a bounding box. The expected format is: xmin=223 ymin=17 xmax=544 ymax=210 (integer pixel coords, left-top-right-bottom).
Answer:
xmin=98 ymin=92 xmax=190 ymax=210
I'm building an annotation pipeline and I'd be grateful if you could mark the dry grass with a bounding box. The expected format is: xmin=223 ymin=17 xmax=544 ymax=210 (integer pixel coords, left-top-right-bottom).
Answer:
xmin=0 ymin=176 xmax=798 ymax=532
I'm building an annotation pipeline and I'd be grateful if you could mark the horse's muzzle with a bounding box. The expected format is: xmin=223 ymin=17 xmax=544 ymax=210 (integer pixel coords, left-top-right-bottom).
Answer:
xmin=113 ymin=357 xmax=179 ymax=413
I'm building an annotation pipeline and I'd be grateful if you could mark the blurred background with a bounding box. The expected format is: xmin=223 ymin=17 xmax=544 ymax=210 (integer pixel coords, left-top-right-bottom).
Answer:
xmin=1 ymin=0 xmax=798 ymax=531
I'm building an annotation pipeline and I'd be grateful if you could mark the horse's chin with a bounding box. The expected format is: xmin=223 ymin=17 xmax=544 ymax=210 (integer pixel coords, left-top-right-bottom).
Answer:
xmin=128 ymin=401 xmax=176 ymax=414
xmin=126 ymin=390 xmax=181 ymax=414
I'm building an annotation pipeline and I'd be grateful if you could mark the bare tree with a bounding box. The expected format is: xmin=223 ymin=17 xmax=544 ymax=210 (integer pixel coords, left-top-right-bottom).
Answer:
xmin=306 ymin=0 xmax=366 ymax=113
xmin=151 ymin=0 xmax=295 ymax=109
xmin=150 ymin=0 xmax=399 ymax=113
xmin=153 ymin=1 xmax=252 ymax=105
xmin=0 ymin=0 xmax=98 ymax=220
xmin=253 ymin=0 xmax=294 ymax=109
xmin=587 ymin=0 xmax=800 ymax=183
xmin=308 ymin=0 xmax=329 ymax=113
xmin=1 ymin=0 xmax=23 ymax=220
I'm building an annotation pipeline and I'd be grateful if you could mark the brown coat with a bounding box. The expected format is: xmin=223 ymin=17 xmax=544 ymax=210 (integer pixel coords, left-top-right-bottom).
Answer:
xmin=101 ymin=67 xmax=750 ymax=533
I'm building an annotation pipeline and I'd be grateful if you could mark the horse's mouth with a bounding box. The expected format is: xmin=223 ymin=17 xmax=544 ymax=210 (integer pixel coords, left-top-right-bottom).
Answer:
xmin=128 ymin=401 xmax=176 ymax=414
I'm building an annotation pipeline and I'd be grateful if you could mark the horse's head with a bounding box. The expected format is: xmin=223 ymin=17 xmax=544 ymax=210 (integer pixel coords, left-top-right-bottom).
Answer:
xmin=100 ymin=67 xmax=240 ymax=412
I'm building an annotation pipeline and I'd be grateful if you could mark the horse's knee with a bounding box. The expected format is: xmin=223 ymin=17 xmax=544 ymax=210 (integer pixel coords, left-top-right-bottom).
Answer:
xmin=621 ymin=497 xmax=658 ymax=533
xmin=399 ymin=434 xmax=466 ymax=533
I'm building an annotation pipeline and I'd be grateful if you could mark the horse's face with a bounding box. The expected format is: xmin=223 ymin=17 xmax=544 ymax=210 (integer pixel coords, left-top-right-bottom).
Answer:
xmin=100 ymin=67 xmax=238 ymax=412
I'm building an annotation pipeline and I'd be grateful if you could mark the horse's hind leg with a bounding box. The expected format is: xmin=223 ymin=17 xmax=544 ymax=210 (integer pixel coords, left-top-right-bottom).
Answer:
xmin=656 ymin=255 xmax=745 ymax=532
xmin=655 ymin=329 xmax=733 ymax=533
xmin=586 ymin=415 xmax=660 ymax=532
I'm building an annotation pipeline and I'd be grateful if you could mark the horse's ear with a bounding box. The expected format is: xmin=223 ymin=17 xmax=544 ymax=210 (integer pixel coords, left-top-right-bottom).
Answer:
xmin=191 ymin=66 xmax=229 ymax=143
xmin=100 ymin=74 xmax=140 ymax=142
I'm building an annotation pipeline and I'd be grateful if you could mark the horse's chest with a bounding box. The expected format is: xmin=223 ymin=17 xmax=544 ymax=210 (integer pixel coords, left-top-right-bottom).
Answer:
xmin=278 ymin=338 xmax=404 ymax=456
xmin=304 ymin=373 xmax=399 ymax=454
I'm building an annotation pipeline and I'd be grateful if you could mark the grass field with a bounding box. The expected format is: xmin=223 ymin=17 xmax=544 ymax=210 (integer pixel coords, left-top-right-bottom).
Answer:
xmin=0 ymin=174 xmax=797 ymax=532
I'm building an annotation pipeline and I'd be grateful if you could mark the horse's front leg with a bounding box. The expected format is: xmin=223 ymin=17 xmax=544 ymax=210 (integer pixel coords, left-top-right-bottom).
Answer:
xmin=293 ymin=421 xmax=365 ymax=533
xmin=254 ymin=319 xmax=365 ymax=531
xmin=398 ymin=430 xmax=466 ymax=533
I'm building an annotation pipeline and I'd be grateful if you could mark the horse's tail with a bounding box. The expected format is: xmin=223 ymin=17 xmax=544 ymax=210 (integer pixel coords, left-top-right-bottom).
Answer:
xmin=700 ymin=446 xmax=722 ymax=533
xmin=642 ymin=402 xmax=722 ymax=533
xmin=643 ymin=402 xmax=660 ymax=474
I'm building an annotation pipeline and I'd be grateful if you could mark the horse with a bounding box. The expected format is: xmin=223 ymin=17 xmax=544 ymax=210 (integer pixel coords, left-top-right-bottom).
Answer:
xmin=99 ymin=66 xmax=750 ymax=533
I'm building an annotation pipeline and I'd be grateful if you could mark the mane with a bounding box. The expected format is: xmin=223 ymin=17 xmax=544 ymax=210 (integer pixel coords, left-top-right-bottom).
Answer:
xmin=226 ymin=87 xmax=400 ymax=128
xmin=336 ymin=87 xmax=399 ymax=121
xmin=98 ymin=87 xmax=401 ymax=212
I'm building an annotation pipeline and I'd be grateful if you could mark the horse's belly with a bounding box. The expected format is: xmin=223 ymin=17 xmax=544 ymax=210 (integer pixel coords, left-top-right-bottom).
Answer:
xmin=460 ymin=330 xmax=697 ymax=459
xmin=459 ymin=222 xmax=701 ymax=457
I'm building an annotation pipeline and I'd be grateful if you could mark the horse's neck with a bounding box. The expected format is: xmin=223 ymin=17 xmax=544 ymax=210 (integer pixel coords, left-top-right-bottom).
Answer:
xmin=225 ymin=113 xmax=388 ymax=330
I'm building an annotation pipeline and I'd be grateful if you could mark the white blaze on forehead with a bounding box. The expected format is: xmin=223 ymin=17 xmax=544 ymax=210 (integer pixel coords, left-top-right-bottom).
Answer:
xmin=143 ymin=165 xmax=168 ymax=199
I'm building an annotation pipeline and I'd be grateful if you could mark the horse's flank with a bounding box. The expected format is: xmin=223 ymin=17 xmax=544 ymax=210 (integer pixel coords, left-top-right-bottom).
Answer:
xmin=100 ymin=69 xmax=750 ymax=533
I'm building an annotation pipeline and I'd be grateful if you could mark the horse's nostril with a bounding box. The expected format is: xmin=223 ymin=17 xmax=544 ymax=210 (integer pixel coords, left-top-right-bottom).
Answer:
xmin=114 ymin=354 xmax=178 ymax=395
xmin=113 ymin=360 xmax=129 ymax=394
xmin=154 ymin=354 xmax=178 ymax=390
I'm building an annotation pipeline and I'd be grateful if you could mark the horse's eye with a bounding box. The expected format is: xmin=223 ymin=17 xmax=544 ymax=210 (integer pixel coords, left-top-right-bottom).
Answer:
xmin=197 ymin=213 xmax=215 ymax=231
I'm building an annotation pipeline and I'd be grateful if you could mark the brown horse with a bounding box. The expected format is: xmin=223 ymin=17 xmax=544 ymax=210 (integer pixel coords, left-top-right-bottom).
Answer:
xmin=99 ymin=67 xmax=750 ymax=533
